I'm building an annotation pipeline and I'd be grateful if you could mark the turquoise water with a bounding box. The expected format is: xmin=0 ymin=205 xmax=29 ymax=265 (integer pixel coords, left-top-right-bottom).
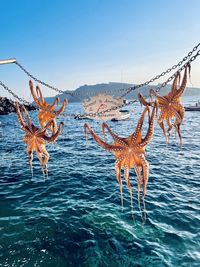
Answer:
xmin=0 ymin=98 xmax=200 ymax=267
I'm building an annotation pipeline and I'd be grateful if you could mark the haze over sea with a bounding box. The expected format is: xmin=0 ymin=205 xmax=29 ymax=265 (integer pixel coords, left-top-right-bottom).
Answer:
xmin=0 ymin=96 xmax=200 ymax=267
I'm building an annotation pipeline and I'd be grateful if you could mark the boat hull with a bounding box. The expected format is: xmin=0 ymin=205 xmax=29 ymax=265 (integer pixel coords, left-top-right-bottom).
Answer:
xmin=185 ymin=106 xmax=200 ymax=111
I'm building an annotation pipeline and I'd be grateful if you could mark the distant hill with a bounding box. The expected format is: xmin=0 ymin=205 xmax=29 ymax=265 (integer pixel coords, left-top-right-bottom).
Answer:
xmin=44 ymin=82 xmax=200 ymax=103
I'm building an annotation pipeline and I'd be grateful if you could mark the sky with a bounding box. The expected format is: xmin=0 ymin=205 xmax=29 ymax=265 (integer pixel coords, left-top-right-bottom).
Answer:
xmin=0 ymin=0 xmax=200 ymax=100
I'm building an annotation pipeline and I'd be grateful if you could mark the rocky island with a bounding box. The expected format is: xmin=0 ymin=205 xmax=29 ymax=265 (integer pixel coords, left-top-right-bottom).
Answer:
xmin=0 ymin=97 xmax=36 ymax=115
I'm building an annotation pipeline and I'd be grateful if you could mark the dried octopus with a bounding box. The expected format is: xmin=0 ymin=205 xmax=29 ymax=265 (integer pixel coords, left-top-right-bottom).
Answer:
xmin=84 ymin=101 xmax=157 ymax=208
xmin=16 ymin=102 xmax=64 ymax=177
xmin=138 ymin=63 xmax=191 ymax=145
xmin=29 ymin=80 xmax=67 ymax=135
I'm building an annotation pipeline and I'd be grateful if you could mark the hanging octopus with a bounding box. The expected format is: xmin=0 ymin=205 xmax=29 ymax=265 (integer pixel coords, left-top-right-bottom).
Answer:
xmin=138 ymin=63 xmax=191 ymax=145
xmin=29 ymin=80 xmax=67 ymax=134
xmin=84 ymin=101 xmax=157 ymax=207
xmin=16 ymin=102 xmax=64 ymax=177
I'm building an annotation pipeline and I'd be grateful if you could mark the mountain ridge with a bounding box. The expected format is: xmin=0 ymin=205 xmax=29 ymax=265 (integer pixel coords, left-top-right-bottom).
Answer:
xmin=44 ymin=82 xmax=200 ymax=103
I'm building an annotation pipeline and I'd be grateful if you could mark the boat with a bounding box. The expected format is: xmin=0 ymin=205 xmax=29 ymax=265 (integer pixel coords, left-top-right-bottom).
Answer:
xmin=74 ymin=109 xmax=131 ymax=121
xmin=184 ymin=101 xmax=200 ymax=111
xmin=111 ymin=109 xmax=131 ymax=121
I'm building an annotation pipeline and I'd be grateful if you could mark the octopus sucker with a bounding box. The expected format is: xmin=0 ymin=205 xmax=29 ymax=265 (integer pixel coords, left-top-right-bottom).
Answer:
xmin=101 ymin=122 xmax=128 ymax=147
xmin=84 ymin=101 xmax=157 ymax=209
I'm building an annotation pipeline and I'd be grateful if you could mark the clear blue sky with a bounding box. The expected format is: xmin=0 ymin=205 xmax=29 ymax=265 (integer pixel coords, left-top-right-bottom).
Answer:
xmin=0 ymin=0 xmax=200 ymax=99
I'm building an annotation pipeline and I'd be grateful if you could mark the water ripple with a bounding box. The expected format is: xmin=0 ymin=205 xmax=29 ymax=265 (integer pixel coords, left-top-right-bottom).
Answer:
xmin=0 ymin=100 xmax=200 ymax=266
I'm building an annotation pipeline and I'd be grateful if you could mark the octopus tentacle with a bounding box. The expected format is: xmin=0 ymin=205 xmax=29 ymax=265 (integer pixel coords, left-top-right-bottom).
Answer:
xmin=174 ymin=63 xmax=190 ymax=99
xmin=50 ymin=97 xmax=60 ymax=108
xmin=21 ymin=105 xmax=33 ymax=133
xmin=124 ymin=161 xmax=133 ymax=210
xmin=29 ymin=80 xmax=43 ymax=108
xmin=171 ymin=106 xmax=183 ymax=126
xmin=51 ymin=119 xmax=57 ymax=134
xmin=101 ymin=122 xmax=128 ymax=147
xmin=174 ymin=123 xmax=182 ymax=146
xmin=115 ymin=162 xmax=123 ymax=207
xmin=36 ymin=85 xmax=45 ymax=104
xmin=130 ymin=106 xmax=151 ymax=145
xmin=27 ymin=147 xmax=33 ymax=177
xmin=139 ymin=156 xmax=149 ymax=200
xmin=172 ymin=108 xmax=184 ymax=145
xmin=35 ymin=120 xmax=54 ymax=135
xmin=84 ymin=123 xmax=122 ymax=152
xmin=15 ymin=104 xmax=32 ymax=135
xmin=157 ymin=112 xmax=168 ymax=143
xmin=37 ymin=111 xmax=56 ymax=129
xmin=55 ymin=99 xmax=68 ymax=116
xmin=171 ymin=71 xmax=181 ymax=97
xmin=172 ymin=102 xmax=185 ymax=121
xmin=41 ymin=147 xmax=49 ymax=178
xmin=15 ymin=102 xmax=25 ymax=129
xmin=38 ymin=118 xmax=57 ymax=135
xmin=138 ymin=93 xmax=153 ymax=107
xmin=150 ymin=89 xmax=168 ymax=105
xmin=36 ymin=150 xmax=46 ymax=177
xmin=139 ymin=101 xmax=158 ymax=147
xmin=44 ymin=122 xmax=64 ymax=142
xmin=133 ymin=164 xmax=143 ymax=208
xmin=166 ymin=117 xmax=173 ymax=142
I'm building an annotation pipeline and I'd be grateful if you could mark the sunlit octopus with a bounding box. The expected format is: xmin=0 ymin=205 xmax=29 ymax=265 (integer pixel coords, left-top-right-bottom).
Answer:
xmin=29 ymin=80 xmax=67 ymax=135
xmin=84 ymin=101 xmax=157 ymax=208
xmin=138 ymin=63 xmax=191 ymax=145
xmin=16 ymin=102 xmax=64 ymax=177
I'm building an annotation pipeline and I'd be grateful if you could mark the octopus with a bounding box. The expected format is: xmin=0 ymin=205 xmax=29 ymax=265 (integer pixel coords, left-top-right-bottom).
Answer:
xmin=138 ymin=63 xmax=191 ymax=145
xmin=29 ymin=80 xmax=67 ymax=135
xmin=84 ymin=101 xmax=157 ymax=208
xmin=16 ymin=102 xmax=64 ymax=177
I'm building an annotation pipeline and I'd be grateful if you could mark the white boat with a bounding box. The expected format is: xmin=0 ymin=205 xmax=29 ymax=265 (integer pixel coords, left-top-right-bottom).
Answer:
xmin=185 ymin=101 xmax=200 ymax=111
xmin=74 ymin=109 xmax=131 ymax=121
xmin=111 ymin=110 xmax=131 ymax=121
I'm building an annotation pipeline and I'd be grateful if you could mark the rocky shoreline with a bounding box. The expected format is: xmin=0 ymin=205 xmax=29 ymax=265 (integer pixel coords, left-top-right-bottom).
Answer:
xmin=0 ymin=97 xmax=36 ymax=115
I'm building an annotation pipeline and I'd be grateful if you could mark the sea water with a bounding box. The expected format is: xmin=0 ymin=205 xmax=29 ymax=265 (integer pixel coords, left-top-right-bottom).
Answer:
xmin=0 ymin=97 xmax=199 ymax=267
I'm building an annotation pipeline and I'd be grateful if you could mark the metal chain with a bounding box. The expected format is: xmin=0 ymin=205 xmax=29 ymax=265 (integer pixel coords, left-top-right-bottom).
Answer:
xmin=120 ymin=43 xmax=200 ymax=98
xmin=14 ymin=43 xmax=200 ymax=98
xmin=78 ymin=49 xmax=200 ymax=118
xmin=0 ymin=80 xmax=30 ymax=105
xmin=0 ymin=79 xmax=134 ymax=118
xmin=1 ymin=47 xmax=200 ymax=119
xmin=155 ymin=49 xmax=200 ymax=93
xmin=0 ymin=80 xmax=79 ymax=117
xmin=14 ymin=61 xmax=84 ymax=102
xmin=15 ymin=61 xmax=68 ymax=94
